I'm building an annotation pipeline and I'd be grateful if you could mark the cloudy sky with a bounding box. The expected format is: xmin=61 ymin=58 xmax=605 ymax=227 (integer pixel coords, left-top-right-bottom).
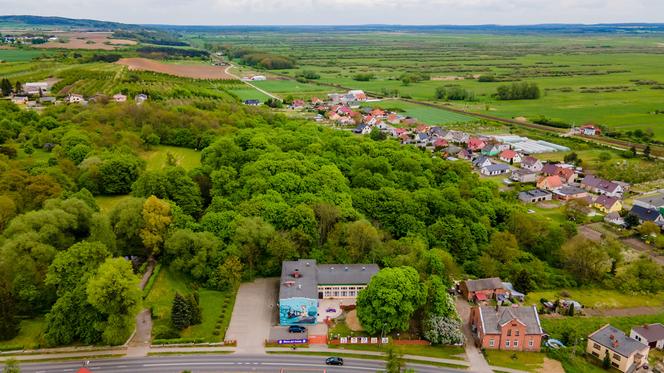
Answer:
xmin=2 ymin=0 xmax=664 ymax=25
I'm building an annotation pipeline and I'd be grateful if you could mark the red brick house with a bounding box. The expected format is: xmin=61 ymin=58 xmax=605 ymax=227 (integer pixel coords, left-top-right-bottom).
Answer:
xmin=470 ymin=305 xmax=544 ymax=352
xmin=460 ymin=277 xmax=507 ymax=302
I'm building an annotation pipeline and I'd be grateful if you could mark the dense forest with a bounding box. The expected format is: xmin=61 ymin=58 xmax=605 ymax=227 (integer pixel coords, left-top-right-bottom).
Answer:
xmin=1 ymin=94 xmax=661 ymax=345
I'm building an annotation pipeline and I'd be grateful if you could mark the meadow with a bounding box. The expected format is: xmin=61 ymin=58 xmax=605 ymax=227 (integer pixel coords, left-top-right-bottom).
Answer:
xmin=201 ymin=32 xmax=664 ymax=139
xmin=0 ymin=48 xmax=53 ymax=62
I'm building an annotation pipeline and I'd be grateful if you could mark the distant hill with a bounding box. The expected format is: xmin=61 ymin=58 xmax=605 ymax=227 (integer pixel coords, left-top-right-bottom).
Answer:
xmin=0 ymin=15 xmax=139 ymax=30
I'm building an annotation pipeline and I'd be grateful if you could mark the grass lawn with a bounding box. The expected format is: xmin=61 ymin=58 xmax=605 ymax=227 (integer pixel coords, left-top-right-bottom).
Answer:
xmin=229 ymin=87 xmax=272 ymax=102
xmin=0 ymin=49 xmax=52 ymax=62
xmin=141 ymin=145 xmax=201 ymax=171
xmin=94 ymin=195 xmax=132 ymax=213
xmin=525 ymin=289 xmax=664 ymax=309
xmin=372 ymin=99 xmax=474 ymax=125
xmin=330 ymin=343 xmax=466 ymax=361
xmin=145 ymin=266 xmax=236 ymax=342
xmin=484 ymin=350 xmax=545 ymax=372
xmin=541 ymin=312 xmax=664 ymax=344
xmin=0 ymin=318 xmax=45 ymax=350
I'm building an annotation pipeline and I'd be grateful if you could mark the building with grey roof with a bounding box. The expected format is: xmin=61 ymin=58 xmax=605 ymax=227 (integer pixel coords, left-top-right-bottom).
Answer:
xmin=470 ymin=305 xmax=545 ymax=351
xmin=587 ymin=324 xmax=649 ymax=372
xmin=278 ymin=259 xmax=378 ymax=326
xmin=634 ymin=193 xmax=664 ymax=211
xmin=518 ymin=189 xmax=552 ymax=203
xmin=631 ymin=323 xmax=664 ymax=349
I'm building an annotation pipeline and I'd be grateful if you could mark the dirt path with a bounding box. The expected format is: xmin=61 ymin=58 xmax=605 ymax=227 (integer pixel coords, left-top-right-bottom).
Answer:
xmin=224 ymin=64 xmax=280 ymax=100
xmin=127 ymin=261 xmax=156 ymax=357
xmin=622 ymin=238 xmax=664 ymax=266
xmin=540 ymin=357 xmax=565 ymax=373
xmin=578 ymin=224 xmax=603 ymax=242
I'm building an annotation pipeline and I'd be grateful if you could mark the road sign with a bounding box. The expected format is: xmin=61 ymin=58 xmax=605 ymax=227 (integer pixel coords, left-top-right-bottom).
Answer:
xmin=278 ymin=338 xmax=308 ymax=344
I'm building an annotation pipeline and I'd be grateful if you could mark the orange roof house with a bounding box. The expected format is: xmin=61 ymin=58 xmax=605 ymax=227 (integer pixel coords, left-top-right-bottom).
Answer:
xmin=537 ymin=175 xmax=563 ymax=190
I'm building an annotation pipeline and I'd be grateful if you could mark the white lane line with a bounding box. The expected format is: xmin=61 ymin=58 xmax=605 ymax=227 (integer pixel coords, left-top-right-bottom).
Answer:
xmin=142 ymin=362 xmax=235 ymax=367
xmin=262 ymin=363 xmax=381 ymax=371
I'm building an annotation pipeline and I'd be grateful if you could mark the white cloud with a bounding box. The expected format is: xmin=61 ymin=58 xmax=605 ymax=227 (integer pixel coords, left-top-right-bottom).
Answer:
xmin=1 ymin=0 xmax=663 ymax=25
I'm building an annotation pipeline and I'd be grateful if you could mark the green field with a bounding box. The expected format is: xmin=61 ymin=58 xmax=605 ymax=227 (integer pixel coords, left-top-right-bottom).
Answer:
xmin=371 ymin=99 xmax=474 ymax=125
xmin=142 ymin=145 xmax=202 ymax=171
xmin=484 ymin=350 xmax=545 ymax=372
xmin=526 ymin=289 xmax=664 ymax=309
xmin=0 ymin=318 xmax=45 ymax=350
xmin=206 ymin=32 xmax=664 ymax=140
xmin=229 ymin=87 xmax=272 ymax=101
xmin=0 ymin=49 xmax=52 ymax=62
xmin=144 ymin=266 xmax=234 ymax=342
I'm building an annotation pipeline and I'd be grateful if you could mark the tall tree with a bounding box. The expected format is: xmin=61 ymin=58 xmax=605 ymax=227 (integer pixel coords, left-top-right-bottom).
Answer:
xmin=140 ymin=196 xmax=173 ymax=257
xmin=356 ymin=267 xmax=426 ymax=335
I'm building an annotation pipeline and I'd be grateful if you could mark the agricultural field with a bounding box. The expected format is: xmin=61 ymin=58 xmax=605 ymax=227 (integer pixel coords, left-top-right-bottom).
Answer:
xmin=0 ymin=48 xmax=53 ymax=62
xmin=117 ymin=58 xmax=236 ymax=80
xmin=370 ymin=99 xmax=474 ymax=125
xmin=34 ymin=32 xmax=136 ymax=50
xmin=204 ymin=32 xmax=664 ymax=140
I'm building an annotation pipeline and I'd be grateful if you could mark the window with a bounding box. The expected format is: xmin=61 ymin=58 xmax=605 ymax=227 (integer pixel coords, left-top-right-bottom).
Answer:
xmin=505 ymin=341 xmax=510 ymax=348
xmin=592 ymin=351 xmax=600 ymax=358
xmin=612 ymin=362 xmax=619 ymax=369
xmin=515 ymin=330 xmax=520 ymax=336
xmin=529 ymin=339 xmax=534 ymax=347
xmin=514 ymin=340 xmax=518 ymax=347
xmin=593 ymin=343 xmax=601 ymax=350
xmin=507 ymin=329 xmax=512 ymax=336
xmin=613 ymin=354 xmax=621 ymax=361
xmin=489 ymin=339 xmax=495 ymax=347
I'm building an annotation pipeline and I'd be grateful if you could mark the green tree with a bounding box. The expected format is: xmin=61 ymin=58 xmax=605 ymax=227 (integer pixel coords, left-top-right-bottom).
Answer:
xmin=2 ymin=358 xmax=20 ymax=373
xmin=512 ymin=269 xmax=535 ymax=295
xmin=385 ymin=345 xmax=405 ymax=373
xmin=171 ymin=292 xmax=192 ymax=330
xmin=560 ymin=237 xmax=611 ymax=283
xmin=423 ymin=316 xmax=464 ymax=345
xmin=0 ymin=270 xmax=19 ymax=341
xmin=233 ymin=217 xmax=275 ymax=277
xmin=140 ymin=196 xmax=173 ymax=257
xmin=425 ymin=275 xmax=457 ymax=318
xmin=356 ymin=267 xmax=426 ymax=335
xmin=99 ymin=152 xmax=145 ymax=194
xmin=86 ymin=258 xmax=141 ymax=345
xmin=164 ymin=229 xmax=221 ymax=282
xmin=0 ymin=78 xmax=12 ymax=97
xmin=108 ymin=197 xmax=146 ymax=256
xmin=210 ymin=255 xmax=243 ymax=291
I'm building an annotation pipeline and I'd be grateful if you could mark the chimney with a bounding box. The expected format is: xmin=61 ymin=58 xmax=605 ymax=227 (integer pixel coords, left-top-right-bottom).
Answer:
xmin=610 ymin=334 xmax=615 ymax=340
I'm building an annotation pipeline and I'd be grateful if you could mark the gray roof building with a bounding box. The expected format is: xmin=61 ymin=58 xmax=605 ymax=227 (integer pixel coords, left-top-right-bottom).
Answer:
xmin=476 ymin=305 xmax=543 ymax=335
xmin=279 ymin=259 xmax=379 ymax=300
xmin=464 ymin=277 xmax=504 ymax=292
xmin=589 ymin=324 xmax=646 ymax=358
xmin=631 ymin=324 xmax=664 ymax=345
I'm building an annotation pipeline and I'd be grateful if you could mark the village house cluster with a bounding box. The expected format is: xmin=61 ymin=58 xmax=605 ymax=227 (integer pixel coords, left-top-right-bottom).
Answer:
xmin=585 ymin=323 xmax=664 ymax=372
xmin=1 ymin=34 xmax=58 ymax=45
xmin=6 ymin=81 xmax=149 ymax=109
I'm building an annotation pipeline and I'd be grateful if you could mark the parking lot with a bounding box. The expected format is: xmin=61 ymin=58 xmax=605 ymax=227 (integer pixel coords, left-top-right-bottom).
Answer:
xmin=226 ymin=278 xmax=278 ymax=354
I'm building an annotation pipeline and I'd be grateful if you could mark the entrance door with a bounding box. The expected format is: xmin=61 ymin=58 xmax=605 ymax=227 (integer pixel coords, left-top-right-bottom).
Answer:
xmin=318 ymin=291 xmax=323 ymax=299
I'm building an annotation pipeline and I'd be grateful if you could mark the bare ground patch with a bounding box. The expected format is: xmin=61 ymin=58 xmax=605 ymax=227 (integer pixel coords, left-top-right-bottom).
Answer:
xmin=117 ymin=58 xmax=236 ymax=80
xmin=345 ymin=310 xmax=364 ymax=332
xmin=35 ymin=32 xmax=136 ymax=50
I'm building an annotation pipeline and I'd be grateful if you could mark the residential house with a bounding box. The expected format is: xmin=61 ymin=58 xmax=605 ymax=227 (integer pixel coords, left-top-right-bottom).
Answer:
xmin=473 ymin=156 xmax=493 ymax=169
xmin=428 ymin=126 xmax=446 ymax=137
xmin=470 ymin=305 xmax=544 ymax=352
xmin=457 ymin=149 xmax=472 ymax=160
xmin=553 ymin=186 xmax=590 ymax=202
xmin=581 ymin=175 xmax=624 ymax=197
xmin=442 ymin=145 xmax=462 ymax=157
xmin=542 ymin=164 xmax=576 ymax=184
xmin=291 ymin=99 xmax=306 ymax=109
xmin=481 ymin=144 xmax=502 ymax=156
xmin=631 ymin=324 xmax=664 ymax=349
xmin=311 ymin=97 xmax=323 ymax=105
xmin=605 ymin=212 xmax=625 ymax=226
xmin=24 ymin=82 xmax=49 ymax=95
xmin=499 ymin=150 xmax=522 ymax=164
xmin=279 ymin=259 xmax=378 ymax=325
xmin=511 ymin=169 xmax=538 ymax=183
xmin=415 ymin=133 xmax=429 ymax=144
xmin=66 ymin=94 xmax=85 ymax=104
xmin=634 ymin=193 xmax=664 ymax=213
xmin=11 ymin=96 xmax=28 ymax=105
xmin=467 ymin=138 xmax=486 ymax=151
xmin=348 ymin=90 xmax=367 ymax=101
xmin=38 ymin=96 xmax=56 ymax=104
xmin=112 ymin=93 xmax=127 ymax=103
xmin=433 ymin=138 xmax=448 ymax=149
xmin=353 ymin=124 xmax=372 ymax=135
xmin=444 ymin=130 xmax=469 ymax=144
xmin=386 ymin=114 xmax=400 ymax=125
xmin=580 ymin=124 xmax=601 ymax=136
xmin=480 ymin=164 xmax=510 ymax=176
xmin=370 ymin=108 xmax=385 ymax=118
xmin=630 ymin=205 xmax=664 ymax=226
xmin=587 ymin=324 xmax=649 ymax=373
xmin=594 ymin=195 xmax=622 ymax=214
xmin=536 ymin=175 xmax=563 ymax=191
xmin=460 ymin=277 xmax=507 ymax=302
xmin=518 ymin=189 xmax=552 ymax=203
xmin=135 ymin=94 xmax=148 ymax=104
xmin=521 ymin=156 xmax=543 ymax=172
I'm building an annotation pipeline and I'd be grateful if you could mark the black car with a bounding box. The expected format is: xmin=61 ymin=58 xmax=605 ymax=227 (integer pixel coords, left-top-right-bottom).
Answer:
xmin=325 ymin=357 xmax=344 ymax=366
xmin=288 ymin=325 xmax=306 ymax=333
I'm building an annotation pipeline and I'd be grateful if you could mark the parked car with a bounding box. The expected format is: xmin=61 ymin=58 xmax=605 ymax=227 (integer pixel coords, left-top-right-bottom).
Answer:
xmin=288 ymin=325 xmax=306 ymax=333
xmin=325 ymin=357 xmax=344 ymax=366
xmin=326 ymin=308 xmax=337 ymax=313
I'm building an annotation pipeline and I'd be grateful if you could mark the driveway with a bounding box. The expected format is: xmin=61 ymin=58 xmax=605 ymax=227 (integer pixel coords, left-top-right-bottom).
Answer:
xmin=225 ymin=278 xmax=279 ymax=354
xmin=455 ymin=297 xmax=493 ymax=373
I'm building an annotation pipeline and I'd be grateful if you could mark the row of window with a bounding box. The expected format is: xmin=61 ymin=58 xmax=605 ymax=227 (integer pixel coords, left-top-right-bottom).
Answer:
xmin=592 ymin=343 xmax=622 ymax=362
xmin=506 ymin=329 xmax=520 ymax=337
xmin=488 ymin=339 xmax=534 ymax=348
xmin=319 ymin=285 xmax=367 ymax=298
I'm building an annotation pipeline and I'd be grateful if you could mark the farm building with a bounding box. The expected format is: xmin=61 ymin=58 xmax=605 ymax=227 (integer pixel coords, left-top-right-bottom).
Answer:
xmin=518 ymin=189 xmax=552 ymax=203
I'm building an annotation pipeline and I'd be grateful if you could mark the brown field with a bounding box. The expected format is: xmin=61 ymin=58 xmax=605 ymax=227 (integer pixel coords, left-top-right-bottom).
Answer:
xmin=35 ymin=32 xmax=136 ymax=50
xmin=117 ymin=57 xmax=236 ymax=80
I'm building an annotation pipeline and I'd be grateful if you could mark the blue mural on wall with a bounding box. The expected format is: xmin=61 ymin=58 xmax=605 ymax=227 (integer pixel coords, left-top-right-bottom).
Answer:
xmin=279 ymin=297 xmax=318 ymax=325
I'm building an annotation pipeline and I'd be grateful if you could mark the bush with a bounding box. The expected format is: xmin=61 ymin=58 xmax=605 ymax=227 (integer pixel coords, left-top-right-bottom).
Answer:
xmin=142 ymin=263 xmax=162 ymax=299
xmin=0 ymin=344 xmax=23 ymax=352
xmin=153 ymin=338 xmax=205 ymax=345
xmin=478 ymin=75 xmax=497 ymax=82
xmin=153 ymin=325 xmax=180 ymax=339
xmin=495 ymin=82 xmax=540 ymax=100
xmin=435 ymin=86 xmax=475 ymax=101
xmin=296 ymin=70 xmax=320 ymax=80
xmin=353 ymin=73 xmax=375 ymax=82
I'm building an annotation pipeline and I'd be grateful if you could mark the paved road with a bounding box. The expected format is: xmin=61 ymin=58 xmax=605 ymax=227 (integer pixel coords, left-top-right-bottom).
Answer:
xmin=226 ymin=278 xmax=279 ymax=354
xmin=455 ymin=297 xmax=493 ymax=373
xmin=18 ymin=354 xmax=460 ymax=373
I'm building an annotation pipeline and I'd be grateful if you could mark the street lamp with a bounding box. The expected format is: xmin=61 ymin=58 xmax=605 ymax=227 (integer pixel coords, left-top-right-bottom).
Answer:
xmin=381 ymin=323 xmax=387 ymax=344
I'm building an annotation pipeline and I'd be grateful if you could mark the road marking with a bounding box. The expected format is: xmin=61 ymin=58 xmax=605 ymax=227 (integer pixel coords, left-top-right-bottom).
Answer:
xmin=142 ymin=362 xmax=235 ymax=367
xmin=262 ymin=363 xmax=381 ymax=371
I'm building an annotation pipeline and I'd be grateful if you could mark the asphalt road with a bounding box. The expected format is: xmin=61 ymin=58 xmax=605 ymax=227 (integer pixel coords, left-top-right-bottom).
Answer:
xmin=20 ymin=354 xmax=464 ymax=373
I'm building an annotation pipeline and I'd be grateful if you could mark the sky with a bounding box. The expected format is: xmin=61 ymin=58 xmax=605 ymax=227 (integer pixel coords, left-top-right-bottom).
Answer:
xmin=2 ymin=0 xmax=664 ymax=25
